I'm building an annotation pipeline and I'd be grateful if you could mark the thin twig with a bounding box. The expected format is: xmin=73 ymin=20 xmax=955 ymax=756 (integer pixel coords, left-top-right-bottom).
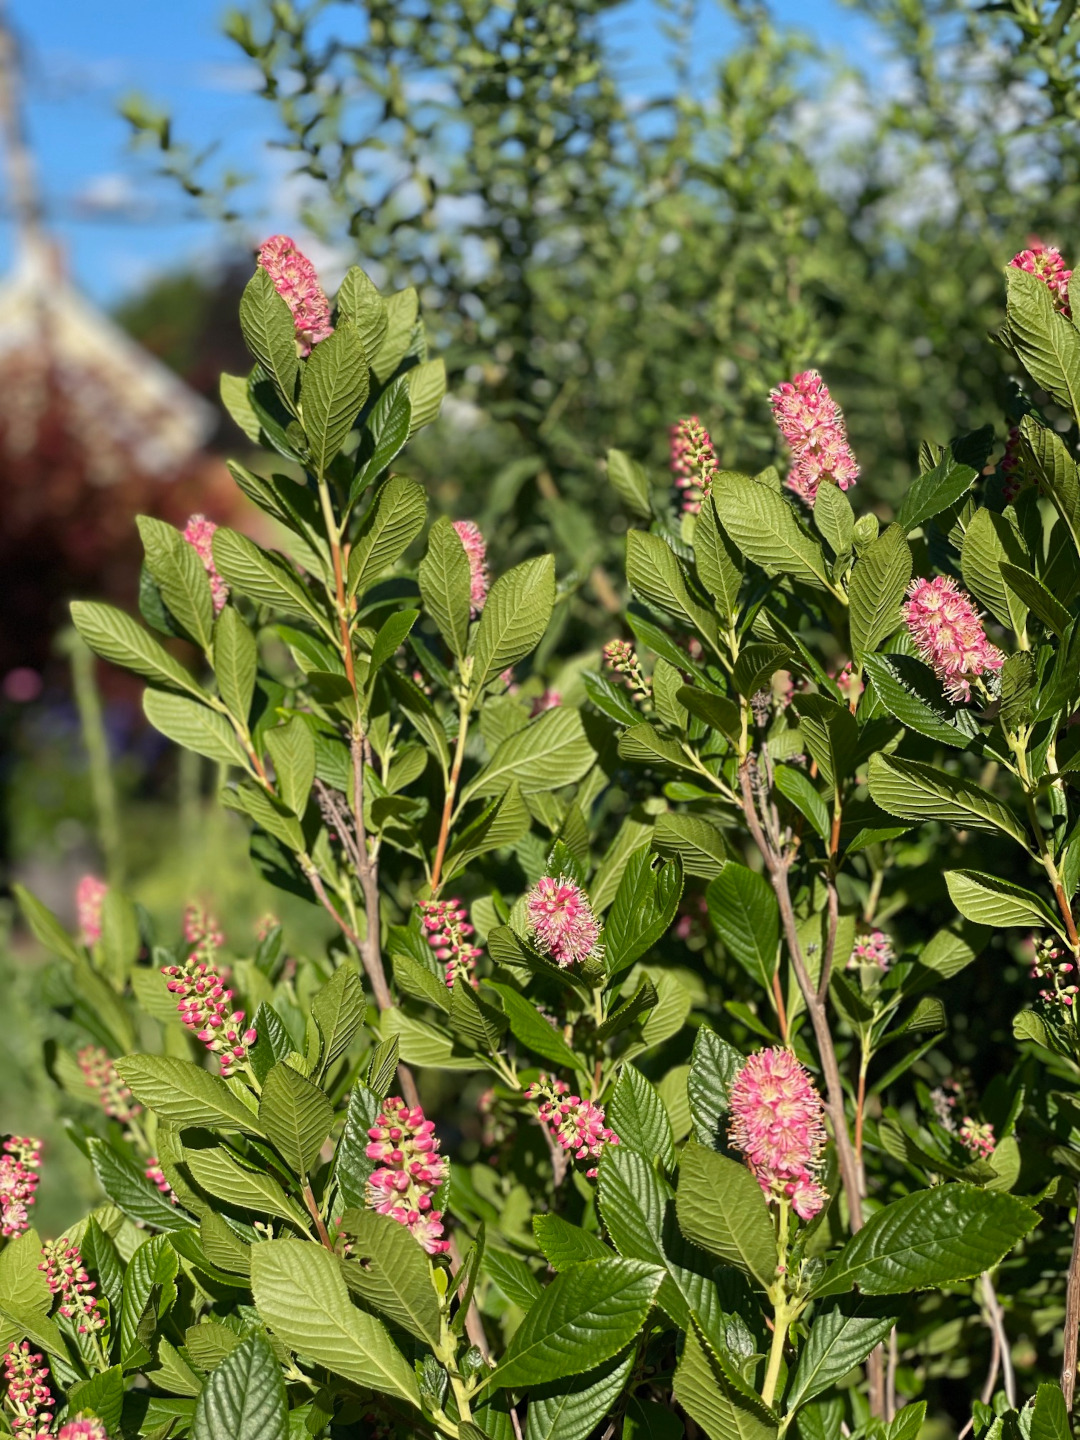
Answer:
xmin=351 ymin=730 xmax=392 ymax=1010
xmin=982 ymin=1271 xmax=1015 ymax=1408
xmin=1063 ymin=1189 xmax=1080 ymax=1411
xmin=301 ymin=1180 xmax=335 ymax=1251
xmin=886 ymin=1328 xmax=898 ymax=1421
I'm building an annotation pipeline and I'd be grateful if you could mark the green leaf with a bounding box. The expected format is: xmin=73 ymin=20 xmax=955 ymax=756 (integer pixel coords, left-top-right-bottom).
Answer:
xmin=336 ymin=266 xmax=387 ymax=355
xmin=472 ymin=554 xmax=557 ymax=692
xmin=419 ymin=515 xmax=473 ymax=660
xmin=222 ymin=780 xmax=305 ymax=852
xmin=675 ymin=1142 xmax=777 ymax=1287
xmin=114 ymin=1054 xmax=262 ymax=1134
xmin=239 ymin=268 xmax=299 ymax=411
xmin=258 ymin=1062 xmax=335 ymax=1175
xmin=404 ymin=357 xmax=446 ymax=433
xmin=652 ymin=811 xmax=728 ymax=878
xmin=192 ymin=1333 xmax=288 ymax=1440
xmin=442 ymin=783 xmax=532 ymax=883
xmin=300 ymin=321 xmax=370 ymax=474
xmin=849 ymin=525 xmax=912 ymax=663
xmin=618 ymin=722 xmax=698 ymax=771
xmin=369 ymin=608 xmax=419 ymax=675
xmin=713 ymin=474 xmax=829 ymax=590
xmin=220 ymin=371 xmax=264 ymax=444
xmin=524 ymin=1350 xmax=635 ymax=1440
xmin=814 ymin=482 xmax=854 ymax=557
xmin=792 ymin=694 xmax=857 ymax=789
xmin=609 ymin=1065 xmax=675 ymax=1170
xmin=1000 ymin=563 xmax=1070 ymax=638
xmin=484 ymin=1248 xmax=542 ymax=1312
xmin=626 ymin=530 xmax=719 ymax=645
xmin=143 ymin=688 xmax=248 ymax=767
xmin=371 ymin=285 xmax=419 ymax=382
xmin=688 ymin=1025 xmax=745 ymax=1149
xmin=867 ymin=753 xmax=1029 ymax=846
xmin=491 ymin=1258 xmax=663 ymax=1390
xmin=813 ymin=1184 xmax=1037 ymax=1297
xmin=1004 ymin=266 xmax=1080 ymax=415
xmin=98 ymin=888 xmax=138 ymax=982
xmin=862 ymin=654 xmax=977 ymax=749
xmin=88 ymin=1138 xmax=198 ymax=1232
xmin=251 ymin=1239 xmax=420 ymax=1408
xmin=487 ymin=982 xmax=581 ymax=1069
xmin=311 ymin=965 xmax=364 ymax=1078
xmin=896 ymin=454 xmax=977 ymax=533
xmin=71 ymin=600 xmax=205 ymax=698
xmin=961 ymin=508 xmax=1028 ymax=633
xmin=350 ymin=377 xmax=412 ymax=501
xmin=785 ymin=1307 xmax=897 ymax=1414
xmin=706 ymin=864 xmax=779 ymax=991
xmin=67 ymin=1367 xmax=125 ymax=1434
xmin=333 ymin=1082 xmax=381 ymax=1209
xmin=1030 ymin=1383 xmax=1070 ymax=1440
xmin=465 ymin=705 xmax=594 ymax=800
xmin=533 ymin=1215 xmax=612 ymax=1270
xmin=693 ymin=496 xmax=743 ymax=621
xmin=137 ymin=516 xmax=215 ymax=653
xmin=1021 ymin=415 xmax=1080 ymax=538
xmin=12 ymin=884 xmax=81 ymax=964
xmin=602 ymin=850 xmax=683 ymax=978
xmin=0 ymin=1230 xmax=51 ymax=1316
xmin=212 ymin=529 xmax=330 ymax=633
xmin=674 ymin=1319 xmax=778 ymax=1440
xmin=183 ymin=1145 xmax=312 ymax=1232
xmin=348 ymin=475 xmax=428 ymax=597
xmin=200 ymin=1211 xmax=251 ymax=1277
xmin=265 ymin=716 xmax=316 ymax=816
xmin=733 ymin=644 xmax=793 ymax=700
xmin=607 ymin=448 xmax=652 ymax=518
xmin=214 ymin=606 xmax=258 ymax=722
xmin=121 ymin=1233 xmax=179 ymax=1367
xmin=338 ymin=1208 xmax=442 ymax=1346
xmin=944 ymin=870 xmax=1064 ymax=934
xmin=773 ymin=767 xmax=830 ymax=843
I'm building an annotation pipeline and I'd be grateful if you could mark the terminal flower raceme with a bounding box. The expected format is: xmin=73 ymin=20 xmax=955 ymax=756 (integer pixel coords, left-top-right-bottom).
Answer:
xmin=525 ymin=875 xmax=602 ymax=968
xmin=729 ymin=1047 xmax=828 ymax=1221
xmin=40 ymin=1240 xmax=104 ymax=1335
xmin=527 ymin=1078 xmax=619 ymax=1178
xmin=902 ymin=575 xmax=1003 ymax=704
xmin=419 ymin=898 xmax=482 ymax=989
xmin=670 ymin=416 xmax=719 ymax=515
xmin=0 ymin=1138 xmax=41 ymax=1238
xmin=257 ymin=234 xmax=334 ymax=354
xmin=452 ymin=520 xmax=489 ymax=615
xmin=58 ymin=1421 xmax=109 ymax=1440
xmin=75 ymin=875 xmax=107 ymax=946
xmin=161 ymin=908 xmax=254 ymax=1076
xmin=145 ymin=1157 xmax=177 ymax=1204
xmin=769 ymin=370 xmax=859 ymax=504
xmin=2 ymin=1341 xmax=53 ymax=1439
xmin=182 ymin=515 xmax=229 ymax=614
xmin=1009 ymin=241 xmax=1072 ymax=317
xmin=77 ymin=1046 xmax=141 ymax=1123
xmin=365 ymin=1097 xmax=450 ymax=1254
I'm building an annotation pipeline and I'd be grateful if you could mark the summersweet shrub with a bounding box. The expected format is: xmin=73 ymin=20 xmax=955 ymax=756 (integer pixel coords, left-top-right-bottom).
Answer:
xmin=6 ymin=236 xmax=1080 ymax=1440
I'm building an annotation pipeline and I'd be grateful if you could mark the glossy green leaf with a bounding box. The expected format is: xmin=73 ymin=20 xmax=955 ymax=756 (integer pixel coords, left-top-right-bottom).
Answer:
xmin=713 ymin=474 xmax=829 ymax=590
xmin=419 ymin=515 xmax=473 ymax=661
xmin=608 ymin=1065 xmax=675 ymax=1170
xmin=338 ymin=1208 xmax=443 ymax=1345
xmin=849 ymin=525 xmax=911 ymax=662
xmin=675 ymin=1142 xmax=777 ymax=1287
xmin=706 ymin=863 xmax=778 ymax=991
xmin=868 ymin=753 xmax=1029 ymax=846
xmin=784 ymin=1306 xmax=897 ymax=1413
xmin=472 ymin=554 xmax=557 ymax=691
xmin=192 ymin=1332 xmax=288 ymax=1440
xmin=258 ymin=1061 xmax=335 ymax=1175
xmin=114 ymin=1054 xmax=262 ymax=1135
xmin=143 ymin=688 xmax=248 ymax=767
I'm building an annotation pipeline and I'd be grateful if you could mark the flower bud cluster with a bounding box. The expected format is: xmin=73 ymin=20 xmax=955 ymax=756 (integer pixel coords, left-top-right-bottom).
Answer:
xmin=39 ymin=1240 xmax=103 ymax=1335
xmin=525 ymin=875 xmax=602 ymax=968
xmin=161 ymin=913 xmax=255 ymax=1076
xmin=670 ymin=416 xmax=719 ymax=514
xmin=1010 ymin=241 xmax=1072 ymax=316
xmin=75 ymin=875 xmax=107 ymax=946
xmin=365 ymin=1097 xmax=450 ymax=1255
xmin=849 ymin=930 xmax=894 ymax=972
xmin=76 ymin=1046 xmax=140 ymax=1123
xmin=958 ymin=1117 xmax=996 ymax=1160
xmin=603 ymin=639 xmax=651 ymax=705
xmin=452 ymin=520 xmax=489 ymax=615
xmin=526 ymin=1078 xmax=619 ymax=1179
xmin=0 ymin=1138 xmax=41 ymax=1238
xmin=419 ymin=899 xmax=481 ymax=989
xmin=3 ymin=1340 xmax=53 ymax=1438
xmin=769 ymin=370 xmax=859 ymax=504
xmin=1030 ymin=935 xmax=1077 ymax=1008
xmin=257 ymin=234 xmax=334 ymax=354
xmin=182 ymin=515 xmax=229 ymax=614
xmin=145 ymin=1157 xmax=177 ymax=1204
xmin=728 ymin=1047 xmax=828 ymax=1221
xmin=58 ymin=1420 xmax=109 ymax=1440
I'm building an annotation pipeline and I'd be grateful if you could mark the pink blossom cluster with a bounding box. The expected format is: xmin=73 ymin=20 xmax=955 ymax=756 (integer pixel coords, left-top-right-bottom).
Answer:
xmin=419 ymin=898 xmax=482 ymax=989
xmin=182 ymin=515 xmax=229 ymax=615
xmin=57 ymin=1421 xmax=108 ymax=1440
xmin=958 ymin=1117 xmax=996 ymax=1160
xmin=1009 ymin=241 xmax=1072 ymax=317
xmin=670 ymin=416 xmax=719 ymax=515
xmin=75 ymin=875 xmax=107 ymax=946
xmin=1000 ymin=426 xmax=1027 ymax=505
xmin=145 ymin=1157 xmax=177 ymax=1204
xmin=525 ymin=875 xmax=602 ymax=968
xmin=1030 ymin=936 xmax=1078 ymax=1008
xmin=0 ymin=1138 xmax=41 ymax=1238
xmin=257 ymin=234 xmax=334 ymax=355
xmin=526 ymin=1078 xmax=620 ymax=1179
xmin=902 ymin=576 xmax=1003 ymax=704
xmin=929 ymin=1076 xmax=961 ymax=1132
xmin=603 ymin=639 xmax=651 ymax=704
xmin=849 ymin=930 xmax=894 ymax=972
xmin=674 ymin=892 xmax=709 ymax=943
xmin=161 ymin=925 xmax=255 ymax=1076
xmin=835 ymin=662 xmax=863 ymax=708
xmin=728 ymin=1047 xmax=829 ymax=1221
xmin=2 ymin=1341 xmax=53 ymax=1438
xmin=76 ymin=1046 xmax=141 ymax=1124
xmin=530 ymin=690 xmax=562 ymax=716
xmin=365 ymin=1096 xmax=450 ymax=1255
xmin=40 ymin=1240 xmax=103 ymax=1336
xmin=452 ymin=520 xmax=489 ymax=615
xmin=769 ymin=370 xmax=859 ymax=504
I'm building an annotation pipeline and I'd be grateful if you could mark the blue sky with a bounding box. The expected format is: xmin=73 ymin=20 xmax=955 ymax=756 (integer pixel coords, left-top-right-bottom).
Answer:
xmin=1 ymin=0 xmax=867 ymax=308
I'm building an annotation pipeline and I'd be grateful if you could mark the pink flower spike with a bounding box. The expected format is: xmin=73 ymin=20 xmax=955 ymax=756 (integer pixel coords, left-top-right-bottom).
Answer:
xmin=902 ymin=575 xmax=1003 ymax=704
xmin=525 ymin=875 xmax=602 ymax=968
xmin=453 ymin=520 xmax=489 ymax=615
xmin=670 ymin=416 xmax=719 ymax=515
xmin=3 ymin=1340 xmax=53 ymax=1438
xmin=849 ymin=930 xmax=894 ymax=972
xmin=769 ymin=370 xmax=859 ymax=504
xmin=182 ymin=515 xmax=229 ymax=614
xmin=959 ymin=1117 xmax=996 ymax=1160
xmin=528 ymin=1078 xmax=619 ymax=1178
xmin=77 ymin=1046 xmax=141 ymax=1123
xmin=729 ymin=1047 xmax=829 ymax=1221
xmin=0 ymin=1137 xmax=41 ymax=1239
xmin=40 ymin=1239 xmax=104 ymax=1335
xmin=75 ymin=875 xmax=107 ymax=946
xmin=419 ymin=898 xmax=482 ymax=990
xmin=58 ymin=1420 xmax=109 ymax=1440
xmin=1010 ymin=241 xmax=1072 ymax=317
xmin=257 ymin=234 xmax=334 ymax=354
xmin=364 ymin=1096 xmax=450 ymax=1254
